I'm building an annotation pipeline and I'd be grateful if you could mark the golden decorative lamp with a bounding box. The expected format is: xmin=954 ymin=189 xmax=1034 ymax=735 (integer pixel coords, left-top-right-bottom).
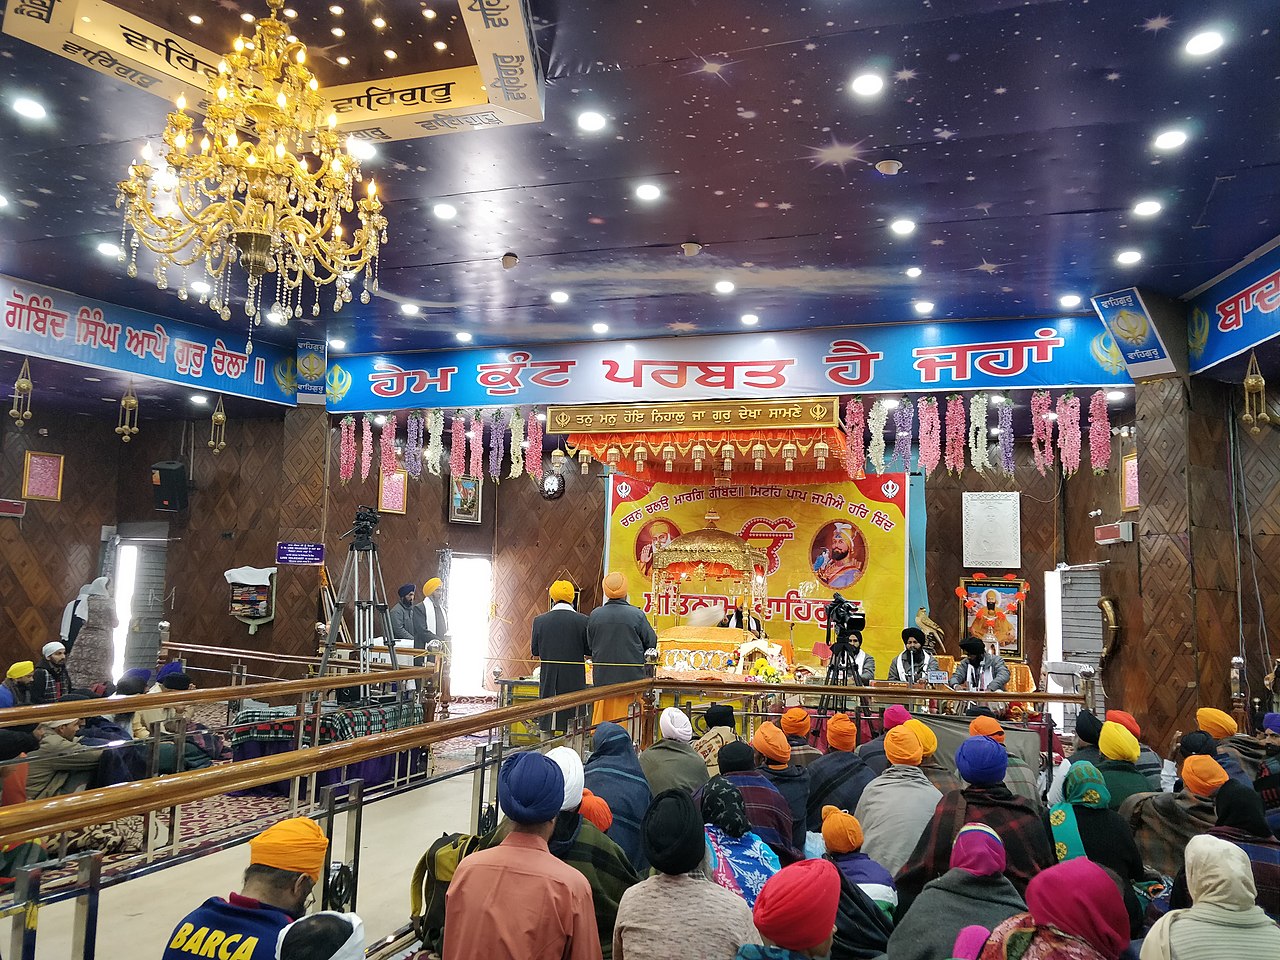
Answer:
xmin=8 ymin=358 xmax=33 ymax=428
xmin=633 ymin=444 xmax=648 ymax=472
xmin=814 ymin=438 xmax=830 ymax=471
xmin=720 ymin=442 xmax=734 ymax=473
xmin=781 ymin=440 xmax=797 ymax=471
xmin=578 ymin=449 xmax=591 ymax=474
xmin=208 ymin=396 xmax=228 ymax=453
xmin=1241 ymin=351 xmax=1271 ymax=435
xmin=662 ymin=443 xmax=676 ymax=473
xmin=691 ymin=442 xmax=706 ymax=471
xmin=116 ymin=383 xmax=140 ymax=442
xmin=751 ymin=441 xmax=766 ymax=471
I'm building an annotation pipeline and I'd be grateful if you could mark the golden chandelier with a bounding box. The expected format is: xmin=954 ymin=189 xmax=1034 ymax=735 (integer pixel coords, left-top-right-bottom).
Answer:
xmin=116 ymin=0 xmax=387 ymax=344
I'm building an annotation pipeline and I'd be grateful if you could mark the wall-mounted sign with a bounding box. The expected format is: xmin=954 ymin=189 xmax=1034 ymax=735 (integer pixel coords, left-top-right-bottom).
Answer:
xmin=547 ymin=398 xmax=840 ymax=434
xmin=1089 ymin=288 xmax=1180 ymax=379
xmin=1188 ymin=242 xmax=1280 ymax=373
xmin=276 ymin=542 xmax=325 ymax=566
xmin=294 ymin=339 xmax=328 ymax=405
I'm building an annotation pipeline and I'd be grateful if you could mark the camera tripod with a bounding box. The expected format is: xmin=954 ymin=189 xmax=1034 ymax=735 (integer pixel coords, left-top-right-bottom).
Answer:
xmin=818 ymin=633 xmax=867 ymax=716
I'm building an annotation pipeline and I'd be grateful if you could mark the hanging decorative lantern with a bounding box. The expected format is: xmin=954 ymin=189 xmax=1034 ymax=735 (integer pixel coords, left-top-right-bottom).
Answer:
xmin=721 ymin=442 xmax=735 ymax=473
xmin=751 ymin=441 xmax=766 ymax=471
xmin=578 ymin=449 xmax=591 ymax=474
xmin=550 ymin=448 xmax=566 ymax=475
xmin=8 ymin=358 xmax=33 ymax=428
xmin=691 ymin=442 xmax=706 ymax=471
xmin=782 ymin=440 xmax=798 ymax=472
xmin=208 ymin=396 xmax=227 ymax=453
xmin=633 ymin=445 xmax=648 ymax=472
xmin=606 ymin=445 xmax=621 ymax=469
xmin=814 ymin=438 xmax=830 ymax=471
xmin=1242 ymin=351 xmax=1271 ymax=435
xmin=115 ymin=382 xmax=140 ymax=442
xmin=662 ymin=443 xmax=676 ymax=473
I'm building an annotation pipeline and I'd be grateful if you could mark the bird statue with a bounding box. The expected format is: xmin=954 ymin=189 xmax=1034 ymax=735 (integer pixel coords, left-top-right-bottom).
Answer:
xmin=915 ymin=606 xmax=945 ymax=654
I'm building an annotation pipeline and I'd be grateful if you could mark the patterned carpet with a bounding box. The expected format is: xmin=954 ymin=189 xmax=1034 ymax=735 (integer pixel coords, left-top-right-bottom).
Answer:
xmin=430 ymin=697 xmax=500 ymax=772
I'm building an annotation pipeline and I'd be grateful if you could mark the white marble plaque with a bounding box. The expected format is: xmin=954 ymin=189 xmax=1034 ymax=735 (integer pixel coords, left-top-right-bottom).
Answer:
xmin=962 ymin=491 xmax=1021 ymax=569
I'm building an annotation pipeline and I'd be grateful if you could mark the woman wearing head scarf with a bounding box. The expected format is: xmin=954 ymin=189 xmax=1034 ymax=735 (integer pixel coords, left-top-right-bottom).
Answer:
xmin=1042 ymin=762 xmax=1146 ymax=936
xmin=68 ymin=576 xmax=117 ymax=689
xmin=979 ymin=858 xmax=1130 ymax=960
xmin=887 ymin=824 xmax=1026 ymax=960
xmin=639 ymin=708 xmax=710 ymax=797
xmin=701 ymin=776 xmax=781 ymax=908
xmin=1141 ymin=835 xmax=1280 ymax=960
xmin=584 ymin=722 xmax=653 ymax=872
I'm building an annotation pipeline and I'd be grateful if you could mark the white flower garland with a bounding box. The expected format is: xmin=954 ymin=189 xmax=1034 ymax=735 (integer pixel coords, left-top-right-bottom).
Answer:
xmin=507 ymin=409 xmax=526 ymax=479
xmin=968 ymin=393 xmax=990 ymax=471
xmin=868 ymin=399 xmax=888 ymax=473
xmin=425 ymin=408 xmax=445 ymax=476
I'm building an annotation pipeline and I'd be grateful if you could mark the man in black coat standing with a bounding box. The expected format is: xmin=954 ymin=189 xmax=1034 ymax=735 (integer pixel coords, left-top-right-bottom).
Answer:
xmin=532 ymin=580 xmax=590 ymax=734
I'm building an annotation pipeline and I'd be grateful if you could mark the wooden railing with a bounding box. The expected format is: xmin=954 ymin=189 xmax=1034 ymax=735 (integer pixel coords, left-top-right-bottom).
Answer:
xmin=158 ymin=641 xmax=436 ymax=668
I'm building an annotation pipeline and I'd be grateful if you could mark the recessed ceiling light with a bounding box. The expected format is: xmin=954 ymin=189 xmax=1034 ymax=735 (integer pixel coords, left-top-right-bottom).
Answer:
xmin=882 ymin=398 xmax=900 ymax=410
xmin=1152 ymin=129 xmax=1187 ymax=151
xmin=890 ymin=218 xmax=916 ymax=236
xmin=1059 ymin=294 xmax=1082 ymax=308
xmin=740 ymin=313 xmax=759 ymax=326
xmin=1132 ymin=199 xmax=1162 ymax=217
xmin=336 ymin=56 xmax=350 ymax=66
xmin=456 ymin=331 xmax=473 ymax=342
xmin=266 ymin=309 xmax=287 ymax=325
xmin=423 ymin=8 xmax=437 ymax=18
xmin=346 ymin=137 xmax=376 ymax=160
xmin=905 ymin=266 xmax=922 ymax=278
xmin=373 ymin=414 xmax=387 ymax=426
xmin=432 ymin=41 xmax=447 ymax=51
xmin=188 ymin=14 xmax=203 ymax=25
xmin=549 ymin=290 xmax=570 ymax=304
xmin=577 ymin=111 xmax=607 ymax=132
xmin=97 ymin=241 xmax=120 ymax=257
xmin=241 ymin=12 xmax=254 ymax=21
xmin=1106 ymin=390 xmax=1127 ymax=402
xmin=432 ymin=202 xmax=457 ymax=219
xmin=400 ymin=303 xmax=420 ymax=316
xmin=592 ymin=322 xmax=609 ymax=334
xmin=331 ymin=26 xmax=345 ymax=36
xmin=990 ymin=394 xmax=1007 ymax=405
xmin=0 ymin=195 xmax=8 ymax=208
xmin=384 ymin=49 xmax=398 ymax=60
xmin=850 ymin=73 xmax=885 ymax=97
xmin=283 ymin=7 xmax=297 ymax=17
xmin=1116 ymin=250 xmax=1142 ymax=265
xmin=327 ymin=338 xmax=346 ymax=350
xmin=536 ymin=412 xmax=547 ymax=422
xmin=83 ymin=376 xmax=101 ymax=382
xmin=13 ymin=98 xmax=46 ymax=119
xmin=371 ymin=16 xmax=386 ymax=28
xmin=714 ymin=280 xmax=735 ymax=294
xmin=913 ymin=300 xmax=935 ymax=314
xmin=1042 ymin=411 xmax=1059 ymax=421
xmin=329 ymin=4 xmax=344 ymax=13
xmin=190 ymin=280 xmax=210 ymax=294
xmin=634 ymin=183 xmax=661 ymax=201
xmin=191 ymin=395 xmax=208 ymax=405
xmin=1184 ymin=31 xmax=1224 ymax=56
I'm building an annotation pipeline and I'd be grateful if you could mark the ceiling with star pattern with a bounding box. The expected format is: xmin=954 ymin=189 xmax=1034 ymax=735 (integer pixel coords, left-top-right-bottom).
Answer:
xmin=0 ymin=0 xmax=1277 ymax=417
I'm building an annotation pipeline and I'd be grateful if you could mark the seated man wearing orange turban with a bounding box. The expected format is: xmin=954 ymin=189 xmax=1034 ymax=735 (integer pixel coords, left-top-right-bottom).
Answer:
xmin=1120 ymin=753 xmax=1227 ymax=878
xmin=163 ymin=817 xmax=329 ymax=960
xmin=805 ymin=713 xmax=876 ymax=832
xmin=752 ymin=722 xmax=810 ymax=852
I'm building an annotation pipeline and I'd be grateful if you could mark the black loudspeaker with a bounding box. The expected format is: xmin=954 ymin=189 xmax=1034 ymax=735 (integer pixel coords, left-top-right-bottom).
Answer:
xmin=151 ymin=461 xmax=188 ymax=512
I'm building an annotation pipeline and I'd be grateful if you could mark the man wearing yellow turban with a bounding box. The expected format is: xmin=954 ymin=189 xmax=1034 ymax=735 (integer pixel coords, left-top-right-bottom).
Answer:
xmin=163 ymin=818 xmax=329 ymax=960
xmin=531 ymin=580 xmax=589 ymax=735
xmin=587 ymin=572 xmax=656 ymax=725
xmin=0 ymin=660 xmax=35 ymax=709
xmin=1197 ymin=706 xmax=1268 ymax=781
xmin=1097 ymin=720 xmax=1150 ymax=811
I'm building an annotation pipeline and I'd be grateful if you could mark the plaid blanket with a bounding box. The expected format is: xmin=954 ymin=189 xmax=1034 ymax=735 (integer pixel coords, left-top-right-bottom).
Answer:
xmin=549 ymin=811 xmax=641 ymax=960
xmin=229 ymin=703 xmax=422 ymax=746
xmin=1119 ymin=789 xmax=1215 ymax=878
xmin=720 ymin=771 xmax=802 ymax=863
xmin=805 ymin=750 xmax=877 ymax=831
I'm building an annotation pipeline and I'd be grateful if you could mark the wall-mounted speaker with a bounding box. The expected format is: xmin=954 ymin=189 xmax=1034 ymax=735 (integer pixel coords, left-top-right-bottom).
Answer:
xmin=151 ymin=461 xmax=188 ymax=512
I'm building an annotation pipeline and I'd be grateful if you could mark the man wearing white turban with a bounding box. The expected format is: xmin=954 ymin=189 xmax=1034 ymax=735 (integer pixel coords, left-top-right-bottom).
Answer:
xmin=639 ymin=708 xmax=708 ymax=797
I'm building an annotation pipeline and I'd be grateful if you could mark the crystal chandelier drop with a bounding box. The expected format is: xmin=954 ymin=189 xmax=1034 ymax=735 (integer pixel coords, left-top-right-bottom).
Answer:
xmin=116 ymin=0 xmax=387 ymax=347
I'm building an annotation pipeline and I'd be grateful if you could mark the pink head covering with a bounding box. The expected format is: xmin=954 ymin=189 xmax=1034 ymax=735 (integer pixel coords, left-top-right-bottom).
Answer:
xmin=950 ymin=925 xmax=991 ymax=960
xmin=1025 ymin=859 xmax=1129 ymax=960
xmin=883 ymin=704 xmax=911 ymax=729
xmin=949 ymin=823 xmax=1005 ymax=877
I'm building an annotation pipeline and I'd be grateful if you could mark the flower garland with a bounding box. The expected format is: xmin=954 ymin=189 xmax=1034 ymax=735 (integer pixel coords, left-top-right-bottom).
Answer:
xmin=844 ymin=398 xmax=866 ymax=478
xmin=449 ymin=410 xmax=466 ymax=477
xmin=468 ymin=410 xmax=483 ymax=479
xmin=425 ymin=409 xmax=445 ymax=476
xmin=508 ymin=408 xmax=526 ymax=479
xmin=944 ymin=395 xmax=966 ymax=475
xmin=968 ymin=393 xmax=990 ymax=472
xmin=867 ymin=399 xmax=888 ymax=474
xmin=1031 ymin=390 xmax=1055 ymax=476
xmin=360 ymin=414 xmax=373 ymax=481
xmin=488 ymin=408 xmax=507 ymax=481
xmin=338 ymin=415 xmax=356 ymax=484
xmin=998 ymin=400 xmax=1014 ymax=475
xmin=917 ymin=397 xmax=941 ymax=476
xmin=404 ymin=412 xmax=424 ymax=479
xmin=527 ymin=409 xmax=544 ymax=481
xmin=1088 ymin=389 xmax=1112 ymax=475
xmin=380 ymin=412 xmax=398 ymax=478
xmin=1056 ymin=392 xmax=1082 ymax=477
xmin=892 ymin=399 xmax=914 ymax=471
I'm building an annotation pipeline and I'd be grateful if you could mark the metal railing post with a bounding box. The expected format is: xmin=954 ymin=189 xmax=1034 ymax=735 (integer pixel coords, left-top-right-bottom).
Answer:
xmin=318 ymin=779 xmax=364 ymax=914
xmin=70 ymin=853 xmax=103 ymax=960
xmin=470 ymin=744 xmax=488 ymax=835
xmin=10 ymin=861 xmax=41 ymax=960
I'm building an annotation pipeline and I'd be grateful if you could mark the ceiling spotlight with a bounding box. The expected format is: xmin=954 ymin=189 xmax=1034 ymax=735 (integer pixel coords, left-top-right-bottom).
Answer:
xmin=331 ymin=26 xmax=345 ymax=36
xmin=905 ymin=266 xmax=922 ymax=278
xmin=680 ymin=242 xmax=703 ymax=256
xmin=433 ymin=41 xmax=447 ymax=51
xmin=1132 ymin=199 xmax=1162 ymax=217
xmin=384 ymin=49 xmax=398 ymax=60
xmin=1116 ymin=250 xmax=1142 ymax=265
xmin=190 ymin=280 xmax=211 ymax=294
xmin=634 ymin=183 xmax=661 ymax=201
xmin=740 ymin=313 xmax=759 ymax=326
xmin=423 ymin=8 xmax=437 ymax=18
xmin=1059 ymin=294 xmax=1082 ymax=308
xmin=400 ymin=303 xmax=420 ymax=316
xmin=266 ymin=309 xmax=287 ymax=325
xmin=97 ymin=241 xmax=120 ymax=257
xmin=373 ymin=414 xmax=387 ymax=426
xmin=283 ymin=7 xmax=297 ymax=17
xmin=550 ymin=290 xmax=570 ymax=304
xmin=714 ymin=280 xmax=736 ymax=294
xmin=577 ymin=111 xmax=607 ymax=132
xmin=1042 ymin=411 xmax=1059 ymax=421
xmin=241 ymin=12 xmax=255 ymax=21
xmin=990 ymin=427 xmax=1001 ymax=437
xmin=501 ymin=252 xmax=520 ymax=269
xmin=850 ymin=73 xmax=885 ymax=97
xmin=371 ymin=16 xmax=386 ymax=28
xmin=329 ymin=5 xmax=344 ymax=13
xmin=913 ymin=300 xmax=935 ymax=314
xmin=327 ymin=338 xmax=346 ymax=350
xmin=990 ymin=395 xmax=1007 ymax=405
xmin=1106 ymin=389 xmax=1127 ymax=402
xmin=456 ymin=331 xmax=473 ymax=342
xmin=1185 ymin=31 xmax=1224 ymax=56
xmin=433 ymin=203 xmax=457 ymax=220
xmin=189 ymin=395 xmax=209 ymax=407
xmin=188 ymin=14 xmax=203 ymax=24
xmin=875 ymin=159 xmax=903 ymax=175
xmin=12 ymin=98 xmax=46 ymax=119
xmin=536 ymin=412 xmax=547 ymax=422
xmin=346 ymin=137 xmax=376 ymax=160
xmin=592 ymin=322 xmax=609 ymax=334
xmin=882 ymin=398 xmax=901 ymax=410
xmin=1152 ymin=129 xmax=1187 ymax=151
xmin=890 ymin=218 xmax=916 ymax=236
xmin=336 ymin=56 xmax=350 ymax=66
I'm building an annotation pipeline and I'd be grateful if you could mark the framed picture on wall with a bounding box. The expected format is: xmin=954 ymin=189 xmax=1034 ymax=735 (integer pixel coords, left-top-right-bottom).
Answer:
xmin=449 ymin=474 xmax=482 ymax=524
xmin=378 ymin=468 xmax=408 ymax=515
xmin=1120 ymin=452 xmax=1139 ymax=512
xmin=22 ymin=451 xmax=63 ymax=501
xmin=958 ymin=577 xmax=1023 ymax=662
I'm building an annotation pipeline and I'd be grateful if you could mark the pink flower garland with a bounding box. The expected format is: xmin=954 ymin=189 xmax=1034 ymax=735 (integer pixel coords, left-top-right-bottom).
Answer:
xmin=360 ymin=414 xmax=373 ymax=481
xmin=468 ymin=410 xmax=483 ymax=479
xmin=1031 ymin=390 xmax=1055 ymax=476
xmin=1088 ymin=389 xmax=1112 ymax=474
xmin=944 ymin=395 xmax=966 ymax=475
xmin=527 ymin=408 xmax=544 ymax=481
xmin=339 ymin=415 xmax=356 ymax=484
xmin=1056 ymin=393 xmax=1081 ymax=477
xmin=844 ymin=398 xmax=865 ymax=478
xmin=380 ymin=412 xmax=398 ymax=478
xmin=917 ymin=398 xmax=941 ymax=477
xmin=449 ymin=410 xmax=466 ymax=477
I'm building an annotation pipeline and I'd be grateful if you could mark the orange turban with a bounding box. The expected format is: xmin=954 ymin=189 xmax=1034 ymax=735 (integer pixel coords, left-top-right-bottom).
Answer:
xmin=422 ymin=578 xmax=442 ymax=598
xmin=826 ymin=713 xmax=858 ymax=752
xmin=579 ymin=788 xmax=613 ymax=833
xmin=781 ymin=707 xmax=812 ymax=737
xmin=821 ymin=805 xmax=864 ymax=854
xmin=1106 ymin=710 xmax=1141 ymax=739
xmin=752 ymin=721 xmax=791 ymax=765
xmin=1182 ymin=755 xmax=1228 ymax=797
xmin=249 ymin=817 xmax=329 ymax=882
xmin=549 ymin=580 xmax=576 ymax=604
xmin=602 ymin=572 xmax=628 ymax=600
xmin=904 ymin=718 xmax=938 ymax=757
xmin=968 ymin=715 xmax=1005 ymax=743
xmin=885 ymin=726 xmax=923 ymax=766
xmin=1196 ymin=708 xmax=1237 ymax=740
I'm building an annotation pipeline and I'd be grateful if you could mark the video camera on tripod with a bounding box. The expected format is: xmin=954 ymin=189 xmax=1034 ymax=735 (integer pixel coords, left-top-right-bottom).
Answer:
xmin=341 ymin=504 xmax=381 ymax=550
xmin=824 ymin=593 xmax=866 ymax=657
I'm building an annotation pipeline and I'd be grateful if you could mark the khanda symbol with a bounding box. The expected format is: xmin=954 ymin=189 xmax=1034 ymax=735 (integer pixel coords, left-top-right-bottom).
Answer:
xmin=1090 ymin=331 xmax=1125 ymax=375
xmin=273 ymin=358 xmax=298 ymax=396
xmin=297 ymin=350 xmax=325 ymax=383
xmin=1109 ymin=308 xmax=1149 ymax=345
xmin=1188 ymin=306 xmax=1210 ymax=359
xmin=326 ymin=364 xmax=352 ymax=402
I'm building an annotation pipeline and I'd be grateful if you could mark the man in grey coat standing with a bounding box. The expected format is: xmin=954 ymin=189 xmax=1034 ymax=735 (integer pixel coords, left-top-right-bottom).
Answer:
xmin=587 ymin=572 xmax=656 ymax=725
xmin=532 ymin=580 xmax=590 ymax=734
xmin=389 ymin=584 xmax=428 ymax=666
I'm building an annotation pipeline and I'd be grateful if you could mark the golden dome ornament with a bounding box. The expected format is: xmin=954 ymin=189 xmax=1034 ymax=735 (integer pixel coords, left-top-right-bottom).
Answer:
xmin=751 ymin=441 xmax=766 ymax=471
xmin=208 ymin=396 xmax=228 ymax=454
xmin=781 ymin=440 xmax=798 ymax=472
xmin=691 ymin=442 xmax=706 ymax=471
xmin=720 ymin=442 xmax=735 ymax=473
xmin=8 ymin=358 xmax=34 ymax=428
xmin=633 ymin=444 xmax=648 ymax=472
xmin=1241 ymin=351 xmax=1271 ymax=436
xmin=578 ymin=448 xmax=591 ymax=474
xmin=115 ymin=382 xmax=140 ymax=442
xmin=662 ymin=443 xmax=676 ymax=473
xmin=814 ymin=438 xmax=830 ymax=471
xmin=550 ymin=448 xmax=566 ymax=475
